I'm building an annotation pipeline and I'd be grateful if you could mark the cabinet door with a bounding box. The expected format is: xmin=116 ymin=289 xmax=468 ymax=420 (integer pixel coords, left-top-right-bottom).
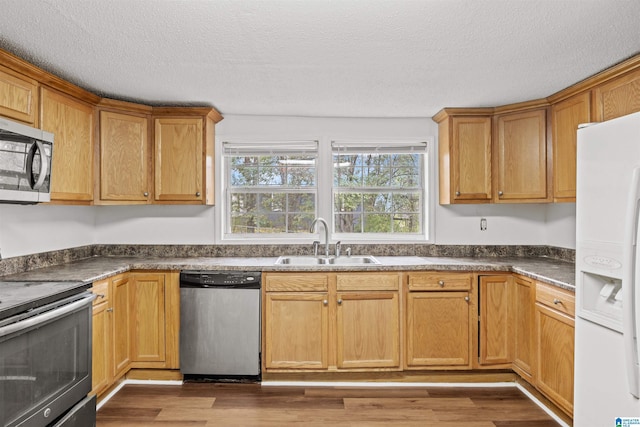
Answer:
xmin=535 ymin=303 xmax=574 ymax=416
xmin=111 ymin=275 xmax=131 ymax=379
xmin=513 ymin=276 xmax=534 ymax=381
xmin=130 ymin=273 xmax=166 ymax=364
xmin=336 ymin=292 xmax=400 ymax=369
xmin=594 ymin=67 xmax=640 ymax=121
xmin=99 ymin=110 xmax=150 ymax=202
xmin=264 ymin=292 xmax=329 ymax=370
xmin=41 ymin=87 xmax=94 ymax=202
xmin=495 ymin=109 xmax=549 ymax=202
xmin=91 ymin=298 xmax=110 ymax=396
xmin=0 ymin=65 xmax=38 ymax=125
xmin=479 ymin=275 xmax=512 ymax=365
xmin=154 ymin=117 xmax=204 ymax=202
xmin=450 ymin=116 xmax=492 ymax=202
xmin=406 ymin=292 xmax=470 ymax=367
xmin=551 ymin=92 xmax=590 ymax=202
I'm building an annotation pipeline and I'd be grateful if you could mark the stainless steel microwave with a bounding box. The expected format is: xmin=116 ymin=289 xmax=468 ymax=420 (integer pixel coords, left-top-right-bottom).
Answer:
xmin=0 ymin=117 xmax=53 ymax=204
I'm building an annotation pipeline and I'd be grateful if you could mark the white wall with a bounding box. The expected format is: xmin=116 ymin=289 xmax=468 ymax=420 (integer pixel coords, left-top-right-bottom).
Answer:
xmin=0 ymin=115 xmax=577 ymax=258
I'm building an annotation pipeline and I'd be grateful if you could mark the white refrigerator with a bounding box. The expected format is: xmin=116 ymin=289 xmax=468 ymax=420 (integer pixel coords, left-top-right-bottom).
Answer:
xmin=575 ymin=111 xmax=640 ymax=426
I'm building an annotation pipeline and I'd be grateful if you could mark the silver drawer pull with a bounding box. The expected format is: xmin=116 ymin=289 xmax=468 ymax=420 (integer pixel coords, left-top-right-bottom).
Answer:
xmin=553 ymin=298 xmax=562 ymax=305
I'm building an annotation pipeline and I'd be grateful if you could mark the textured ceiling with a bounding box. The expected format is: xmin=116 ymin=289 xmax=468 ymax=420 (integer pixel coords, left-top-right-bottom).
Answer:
xmin=0 ymin=0 xmax=639 ymax=118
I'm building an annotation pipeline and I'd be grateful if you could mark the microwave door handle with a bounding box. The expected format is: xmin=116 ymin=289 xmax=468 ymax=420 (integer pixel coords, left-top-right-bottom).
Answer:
xmin=29 ymin=140 xmax=49 ymax=190
xmin=0 ymin=293 xmax=95 ymax=339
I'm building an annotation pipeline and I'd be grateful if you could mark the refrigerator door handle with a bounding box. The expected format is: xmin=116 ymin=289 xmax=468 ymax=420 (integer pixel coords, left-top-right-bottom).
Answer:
xmin=623 ymin=166 xmax=640 ymax=398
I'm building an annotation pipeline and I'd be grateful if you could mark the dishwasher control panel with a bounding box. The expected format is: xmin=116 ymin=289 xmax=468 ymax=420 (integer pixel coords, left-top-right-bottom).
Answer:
xmin=180 ymin=270 xmax=261 ymax=288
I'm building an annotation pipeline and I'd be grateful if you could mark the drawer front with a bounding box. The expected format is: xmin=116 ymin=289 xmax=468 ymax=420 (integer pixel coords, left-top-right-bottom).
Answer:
xmin=408 ymin=272 xmax=472 ymax=291
xmin=265 ymin=273 xmax=329 ymax=292
xmin=91 ymin=279 xmax=110 ymax=305
xmin=337 ymin=273 xmax=400 ymax=291
xmin=536 ymin=282 xmax=575 ymax=317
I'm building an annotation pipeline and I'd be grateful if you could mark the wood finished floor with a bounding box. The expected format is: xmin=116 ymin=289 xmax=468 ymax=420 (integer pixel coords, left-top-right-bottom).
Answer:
xmin=96 ymin=383 xmax=562 ymax=426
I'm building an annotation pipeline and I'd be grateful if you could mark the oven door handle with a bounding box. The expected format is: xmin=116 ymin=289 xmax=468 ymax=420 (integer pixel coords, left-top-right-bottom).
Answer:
xmin=0 ymin=293 xmax=96 ymax=338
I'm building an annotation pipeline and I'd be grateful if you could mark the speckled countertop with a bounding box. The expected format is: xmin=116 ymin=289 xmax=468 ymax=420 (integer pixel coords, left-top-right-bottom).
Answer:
xmin=0 ymin=255 xmax=575 ymax=291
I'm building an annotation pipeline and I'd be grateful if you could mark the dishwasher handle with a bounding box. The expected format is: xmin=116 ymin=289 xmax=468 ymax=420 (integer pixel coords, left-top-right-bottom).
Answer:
xmin=180 ymin=282 xmax=261 ymax=290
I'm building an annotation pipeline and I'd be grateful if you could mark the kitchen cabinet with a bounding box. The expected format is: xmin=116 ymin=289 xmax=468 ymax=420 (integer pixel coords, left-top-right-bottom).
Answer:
xmin=263 ymin=272 xmax=401 ymax=371
xmin=0 ymin=64 xmax=38 ymax=125
xmin=336 ymin=273 xmax=401 ymax=369
xmin=494 ymin=108 xmax=551 ymax=202
xmin=478 ymin=275 xmax=512 ymax=366
xmin=129 ymin=271 xmax=180 ymax=369
xmin=98 ymin=101 xmax=152 ymax=204
xmin=264 ymin=273 xmax=330 ymax=370
xmin=513 ymin=275 xmax=535 ymax=382
xmin=535 ymin=282 xmax=575 ymax=416
xmin=405 ymin=272 xmax=473 ymax=368
xmin=40 ymin=87 xmax=94 ymax=203
xmin=551 ymin=92 xmax=591 ymax=202
xmin=153 ymin=108 xmax=221 ymax=205
xmin=594 ymin=67 xmax=640 ymax=121
xmin=433 ymin=110 xmax=493 ymax=204
xmin=90 ymin=273 xmax=131 ymax=397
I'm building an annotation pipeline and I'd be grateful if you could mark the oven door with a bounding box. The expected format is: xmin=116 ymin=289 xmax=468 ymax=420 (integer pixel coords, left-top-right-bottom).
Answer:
xmin=0 ymin=292 xmax=94 ymax=427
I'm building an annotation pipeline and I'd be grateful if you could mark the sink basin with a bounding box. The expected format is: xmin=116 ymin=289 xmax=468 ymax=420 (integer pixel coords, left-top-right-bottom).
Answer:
xmin=275 ymin=255 xmax=379 ymax=265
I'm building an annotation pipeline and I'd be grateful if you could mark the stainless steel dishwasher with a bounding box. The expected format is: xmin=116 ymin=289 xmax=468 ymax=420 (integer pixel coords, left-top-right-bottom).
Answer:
xmin=179 ymin=270 xmax=261 ymax=380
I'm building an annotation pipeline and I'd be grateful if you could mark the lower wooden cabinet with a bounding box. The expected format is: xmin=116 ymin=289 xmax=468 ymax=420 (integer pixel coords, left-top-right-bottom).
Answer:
xmin=535 ymin=282 xmax=575 ymax=417
xmin=478 ymin=275 xmax=512 ymax=366
xmin=263 ymin=272 xmax=401 ymax=372
xmin=405 ymin=272 xmax=473 ymax=368
xmin=513 ymin=275 xmax=535 ymax=381
xmin=90 ymin=273 xmax=131 ymax=396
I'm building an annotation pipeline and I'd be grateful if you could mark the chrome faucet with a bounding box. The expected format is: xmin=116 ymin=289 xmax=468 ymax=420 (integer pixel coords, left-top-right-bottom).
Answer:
xmin=310 ymin=217 xmax=330 ymax=257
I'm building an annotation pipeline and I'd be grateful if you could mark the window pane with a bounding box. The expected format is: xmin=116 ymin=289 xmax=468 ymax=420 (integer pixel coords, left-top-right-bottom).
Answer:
xmin=393 ymin=213 xmax=420 ymax=233
xmin=334 ymin=192 xmax=362 ymax=213
xmin=364 ymin=213 xmax=392 ymax=232
xmin=288 ymin=193 xmax=315 ymax=213
xmin=392 ymin=193 xmax=421 ymax=213
xmin=288 ymin=213 xmax=315 ymax=233
xmin=335 ymin=212 xmax=362 ymax=233
xmin=363 ymin=193 xmax=391 ymax=213
xmin=286 ymin=166 xmax=315 ymax=186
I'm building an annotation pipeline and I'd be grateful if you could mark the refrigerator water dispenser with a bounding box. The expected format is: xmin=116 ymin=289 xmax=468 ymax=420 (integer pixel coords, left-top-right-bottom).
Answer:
xmin=578 ymin=271 xmax=623 ymax=332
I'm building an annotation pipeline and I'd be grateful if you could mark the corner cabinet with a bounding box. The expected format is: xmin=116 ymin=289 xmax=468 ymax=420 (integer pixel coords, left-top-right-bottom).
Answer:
xmin=478 ymin=275 xmax=512 ymax=367
xmin=434 ymin=110 xmax=493 ymax=204
xmin=594 ymin=66 xmax=640 ymax=121
xmin=494 ymin=108 xmax=551 ymax=203
xmin=263 ymin=272 xmax=401 ymax=372
xmin=98 ymin=102 xmax=152 ymax=204
xmin=152 ymin=108 xmax=221 ymax=205
xmin=40 ymin=87 xmax=95 ymax=203
xmin=405 ymin=272 xmax=474 ymax=368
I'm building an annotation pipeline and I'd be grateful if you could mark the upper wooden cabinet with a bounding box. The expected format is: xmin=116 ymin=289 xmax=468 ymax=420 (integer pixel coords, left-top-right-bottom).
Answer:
xmin=41 ymin=87 xmax=94 ymax=203
xmin=434 ymin=110 xmax=492 ymax=204
xmin=153 ymin=108 xmax=221 ymax=205
xmin=0 ymin=64 xmax=38 ymax=126
xmin=494 ymin=108 xmax=550 ymax=203
xmin=594 ymin=67 xmax=640 ymax=121
xmin=551 ymin=92 xmax=590 ymax=202
xmin=98 ymin=102 xmax=152 ymax=204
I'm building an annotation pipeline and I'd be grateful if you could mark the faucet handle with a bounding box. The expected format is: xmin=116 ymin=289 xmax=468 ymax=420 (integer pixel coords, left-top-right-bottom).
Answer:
xmin=335 ymin=241 xmax=341 ymax=257
xmin=346 ymin=247 xmax=351 ymax=257
xmin=312 ymin=241 xmax=320 ymax=256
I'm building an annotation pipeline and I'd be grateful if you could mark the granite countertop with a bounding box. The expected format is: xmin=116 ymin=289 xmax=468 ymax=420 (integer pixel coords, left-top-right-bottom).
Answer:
xmin=0 ymin=254 xmax=575 ymax=290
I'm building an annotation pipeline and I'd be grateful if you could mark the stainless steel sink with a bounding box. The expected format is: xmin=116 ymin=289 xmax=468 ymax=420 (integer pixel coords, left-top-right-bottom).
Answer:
xmin=275 ymin=255 xmax=379 ymax=265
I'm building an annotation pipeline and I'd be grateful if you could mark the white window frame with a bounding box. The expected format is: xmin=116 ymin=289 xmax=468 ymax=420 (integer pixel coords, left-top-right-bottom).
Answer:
xmin=215 ymin=136 xmax=435 ymax=244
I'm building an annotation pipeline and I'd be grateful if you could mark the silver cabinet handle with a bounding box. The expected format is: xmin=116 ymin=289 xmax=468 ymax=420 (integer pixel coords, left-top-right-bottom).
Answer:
xmin=455 ymin=191 xmax=461 ymax=196
xmin=107 ymin=307 xmax=114 ymax=312
xmin=553 ymin=298 xmax=561 ymax=305
xmin=337 ymin=299 xmax=343 ymax=305
xmin=464 ymin=296 xmax=470 ymax=302
xmin=498 ymin=191 xmax=503 ymax=196
xmin=196 ymin=192 xmax=201 ymax=197
xmin=323 ymin=300 xmax=328 ymax=306
xmin=143 ymin=192 xmax=149 ymax=197
xmin=438 ymin=280 xmax=445 ymax=287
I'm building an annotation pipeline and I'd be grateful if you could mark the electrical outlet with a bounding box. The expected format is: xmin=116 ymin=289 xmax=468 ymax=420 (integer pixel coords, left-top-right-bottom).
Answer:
xmin=480 ymin=218 xmax=487 ymax=231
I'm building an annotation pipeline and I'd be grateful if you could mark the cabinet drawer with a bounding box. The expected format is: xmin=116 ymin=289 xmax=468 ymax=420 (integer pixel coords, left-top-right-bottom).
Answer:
xmin=408 ymin=272 xmax=472 ymax=291
xmin=536 ymin=282 xmax=575 ymax=317
xmin=91 ymin=279 xmax=110 ymax=305
xmin=265 ymin=273 xmax=329 ymax=292
xmin=337 ymin=273 xmax=400 ymax=291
